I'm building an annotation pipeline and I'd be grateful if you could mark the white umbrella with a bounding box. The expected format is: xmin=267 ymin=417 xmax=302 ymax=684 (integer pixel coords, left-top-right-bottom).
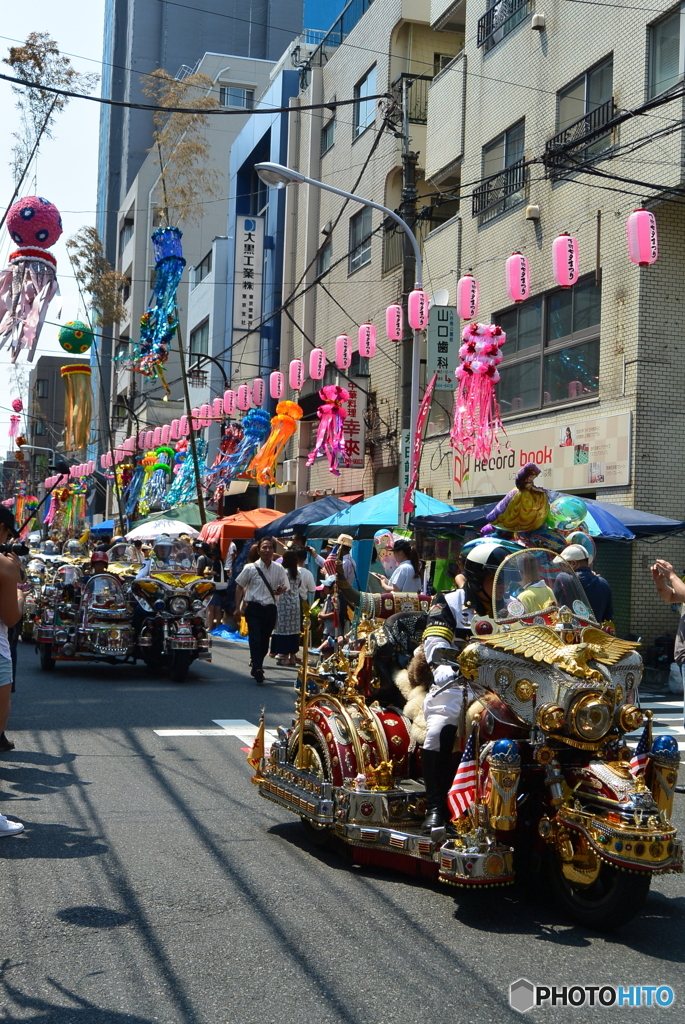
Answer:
xmin=125 ymin=519 xmax=200 ymax=541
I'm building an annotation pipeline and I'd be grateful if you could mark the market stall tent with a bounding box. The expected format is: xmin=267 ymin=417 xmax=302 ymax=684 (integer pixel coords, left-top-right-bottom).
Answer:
xmin=307 ymin=488 xmax=456 ymax=540
xmin=199 ymin=507 xmax=283 ymax=557
xmin=253 ymin=495 xmax=351 ymax=541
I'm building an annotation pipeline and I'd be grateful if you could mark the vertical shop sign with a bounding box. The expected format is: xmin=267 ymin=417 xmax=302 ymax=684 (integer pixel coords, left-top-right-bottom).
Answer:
xmin=426 ymin=306 xmax=458 ymax=390
xmin=233 ymin=216 xmax=264 ymax=331
xmin=343 ymin=377 xmax=367 ymax=469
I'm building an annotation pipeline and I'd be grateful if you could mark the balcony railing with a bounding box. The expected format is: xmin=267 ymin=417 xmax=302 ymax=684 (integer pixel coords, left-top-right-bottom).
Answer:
xmin=544 ymin=98 xmax=616 ymax=173
xmin=477 ymin=0 xmax=532 ymax=52
xmin=391 ymin=73 xmax=434 ymax=125
xmin=472 ymin=159 xmax=526 ymax=220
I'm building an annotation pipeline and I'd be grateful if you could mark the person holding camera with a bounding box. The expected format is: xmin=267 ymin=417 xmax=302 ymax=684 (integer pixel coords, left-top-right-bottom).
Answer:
xmin=0 ymin=508 xmax=24 ymax=836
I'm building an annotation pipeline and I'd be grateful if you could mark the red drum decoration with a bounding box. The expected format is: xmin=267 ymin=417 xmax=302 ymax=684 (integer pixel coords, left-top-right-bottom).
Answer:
xmin=456 ymin=274 xmax=479 ymax=320
xmin=505 ymin=252 xmax=530 ymax=303
xmin=335 ymin=334 xmax=352 ymax=369
xmin=626 ymin=208 xmax=658 ymax=266
xmin=153 ymin=427 xmax=162 ymax=446
xmin=270 ymin=371 xmax=285 ymax=400
xmin=289 ymin=359 xmax=305 ymax=390
xmin=213 ymin=397 xmax=223 ymax=418
xmin=237 ymin=385 xmax=252 ymax=411
xmin=408 ymin=289 xmax=429 ymax=330
xmin=386 ymin=304 xmax=403 ymax=341
xmin=358 ymin=323 xmax=376 ymax=358
xmin=223 ymin=389 xmax=236 ymax=415
xmin=552 ymin=233 xmax=579 ymax=288
xmin=252 ymin=378 xmax=266 ymax=406
xmin=309 ymin=348 xmax=327 ymax=380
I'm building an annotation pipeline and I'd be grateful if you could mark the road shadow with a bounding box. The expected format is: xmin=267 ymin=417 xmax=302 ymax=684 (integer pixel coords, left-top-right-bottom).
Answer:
xmin=0 ymin=751 xmax=77 ymax=767
xmin=0 ymin=763 xmax=89 ymax=799
xmin=56 ymin=906 xmax=132 ymax=928
xmin=0 ymin=822 xmax=108 ymax=860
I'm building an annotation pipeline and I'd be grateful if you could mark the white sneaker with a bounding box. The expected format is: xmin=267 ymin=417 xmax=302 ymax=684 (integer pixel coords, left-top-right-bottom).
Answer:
xmin=0 ymin=814 xmax=24 ymax=837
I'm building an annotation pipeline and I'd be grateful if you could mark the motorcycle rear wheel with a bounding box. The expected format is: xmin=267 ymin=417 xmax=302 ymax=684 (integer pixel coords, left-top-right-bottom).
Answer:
xmin=168 ymin=651 xmax=194 ymax=682
xmin=546 ymin=852 xmax=651 ymax=931
xmin=39 ymin=643 xmax=55 ymax=672
xmin=292 ymin=731 xmax=333 ymax=849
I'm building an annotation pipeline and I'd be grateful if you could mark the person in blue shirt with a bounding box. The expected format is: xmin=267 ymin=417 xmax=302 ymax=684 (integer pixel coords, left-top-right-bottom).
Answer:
xmin=555 ymin=543 xmax=614 ymax=625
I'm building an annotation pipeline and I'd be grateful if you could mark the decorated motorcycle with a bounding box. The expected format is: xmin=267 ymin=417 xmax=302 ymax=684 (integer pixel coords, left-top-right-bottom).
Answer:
xmin=129 ymin=539 xmax=213 ymax=682
xmin=251 ymin=547 xmax=681 ymax=930
xmin=35 ymin=563 xmax=136 ymax=670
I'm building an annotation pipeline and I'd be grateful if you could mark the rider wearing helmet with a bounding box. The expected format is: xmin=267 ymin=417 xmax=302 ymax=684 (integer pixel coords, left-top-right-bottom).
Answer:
xmin=420 ymin=539 xmax=514 ymax=835
xmin=134 ymin=535 xmax=174 ymax=579
xmin=88 ymin=551 xmax=110 ymax=576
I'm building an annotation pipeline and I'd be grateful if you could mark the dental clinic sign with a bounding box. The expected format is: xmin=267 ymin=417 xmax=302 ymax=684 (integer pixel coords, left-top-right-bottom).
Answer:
xmin=454 ymin=412 xmax=631 ymax=497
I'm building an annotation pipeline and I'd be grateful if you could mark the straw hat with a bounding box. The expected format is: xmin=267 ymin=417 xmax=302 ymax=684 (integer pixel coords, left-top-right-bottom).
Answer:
xmin=335 ymin=533 xmax=354 ymax=548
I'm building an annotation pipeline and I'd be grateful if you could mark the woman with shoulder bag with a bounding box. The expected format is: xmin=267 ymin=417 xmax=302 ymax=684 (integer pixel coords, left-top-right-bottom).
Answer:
xmin=270 ymin=550 xmax=302 ymax=666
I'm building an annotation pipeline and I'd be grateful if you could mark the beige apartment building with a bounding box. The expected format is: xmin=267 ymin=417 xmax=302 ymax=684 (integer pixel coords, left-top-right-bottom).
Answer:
xmin=422 ymin=0 xmax=685 ymax=639
xmin=279 ymin=0 xmax=462 ymax=505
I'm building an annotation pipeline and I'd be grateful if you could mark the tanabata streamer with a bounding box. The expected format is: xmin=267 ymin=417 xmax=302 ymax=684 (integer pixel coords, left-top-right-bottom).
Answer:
xmin=220 ymin=408 xmax=271 ymax=484
xmin=124 ymin=456 xmax=146 ymax=517
xmin=8 ymin=415 xmax=21 ymax=438
xmin=61 ymin=364 xmax=93 ymax=451
xmin=143 ymin=445 xmax=175 ymax=509
xmin=131 ymin=227 xmax=185 ymax=391
xmin=306 ymin=385 xmax=350 ymax=477
xmin=206 ymin=424 xmax=244 ymax=493
xmin=0 ymin=196 xmax=62 ymax=362
xmin=450 ymin=323 xmax=506 ymax=463
xmin=403 ymin=371 xmax=438 ymax=514
xmin=164 ymin=438 xmax=208 ymax=507
xmin=250 ymin=401 xmax=303 ymax=487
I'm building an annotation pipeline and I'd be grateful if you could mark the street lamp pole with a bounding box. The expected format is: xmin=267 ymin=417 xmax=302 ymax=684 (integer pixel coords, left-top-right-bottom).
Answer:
xmin=255 ymin=162 xmax=422 ymax=525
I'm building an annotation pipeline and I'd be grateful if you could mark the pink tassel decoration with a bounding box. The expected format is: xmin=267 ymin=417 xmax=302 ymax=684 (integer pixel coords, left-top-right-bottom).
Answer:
xmin=450 ymin=322 xmax=506 ymax=463
xmin=305 ymin=384 xmax=351 ymax=476
xmin=8 ymin=414 xmax=20 ymax=438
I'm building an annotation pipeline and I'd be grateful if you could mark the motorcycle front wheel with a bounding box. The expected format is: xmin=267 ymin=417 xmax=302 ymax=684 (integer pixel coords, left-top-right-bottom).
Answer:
xmin=168 ymin=651 xmax=194 ymax=682
xmin=546 ymin=851 xmax=651 ymax=931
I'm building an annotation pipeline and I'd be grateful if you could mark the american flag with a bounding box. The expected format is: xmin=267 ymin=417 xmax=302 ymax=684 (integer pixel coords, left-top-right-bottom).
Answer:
xmin=448 ymin=727 xmax=478 ymax=818
xmin=629 ymin=721 xmax=650 ymax=777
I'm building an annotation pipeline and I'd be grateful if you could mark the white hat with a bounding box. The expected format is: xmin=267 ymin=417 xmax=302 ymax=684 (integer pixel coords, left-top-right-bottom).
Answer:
xmin=555 ymin=544 xmax=590 ymax=564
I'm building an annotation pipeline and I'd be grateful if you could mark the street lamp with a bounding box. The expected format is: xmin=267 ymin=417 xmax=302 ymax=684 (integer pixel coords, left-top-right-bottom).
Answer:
xmin=255 ymin=161 xmax=423 ymax=523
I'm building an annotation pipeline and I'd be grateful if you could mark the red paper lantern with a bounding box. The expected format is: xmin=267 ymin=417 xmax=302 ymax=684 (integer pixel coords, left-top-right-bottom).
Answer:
xmin=386 ymin=304 xmax=403 ymax=341
xmin=335 ymin=335 xmax=352 ymax=369
xmin=505 ymin=252 xmax=530 ymax=303
xmin=456 ymin=274 xmax=479 ymax=320
xmin=552 ymin=233 xmax=579 ymax=288
xmin=408 ymin=289 xmax=429 ymax=330
xmin=626 ymin=208 xmax=658 ymax=266
xmin=309 ymin=348 xmax=327 ymax=380
xmin=270 ymin=371 xmax=285 ymax=399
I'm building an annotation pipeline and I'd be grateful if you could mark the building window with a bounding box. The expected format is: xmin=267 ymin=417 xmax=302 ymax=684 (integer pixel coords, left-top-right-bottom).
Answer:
xmin=434 ymin=52 xmax=456 ymax=75
xmin=348 ymin=208 xmax=372 ymax=274
xmin=321 ymin=115 xmax=335 ymax=155
xmin=119 ymin=218 xmax=133 ymax=255
xmin=35 ymin=378 xmax=49 ymax=399
xmin=353 ymin=66 xmax=376 ymax=139
xmin=473 ymin=120 xmax=525 ymax=222
xmin=193 ymin=250 xmax=212 ymax=288
xmin=496 ymin=276 xmax=601 ymax=415
xmin=547 ymin=58 xmax=614 ymax=172
xmin=317 ymin=239 xmax=332 ymax=277
xmin=189 ymin=318 xmax=209 ymax=358
xmin=35 ymin=418 xmax=47 ymax=436
xmin=220 ymin=86 xmax=254 ymax=108
xmin=650 ymin=5 xmax=683 ymax=96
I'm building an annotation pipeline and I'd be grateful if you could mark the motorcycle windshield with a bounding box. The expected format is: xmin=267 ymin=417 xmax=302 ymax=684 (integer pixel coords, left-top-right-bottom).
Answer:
xmin=492 ymin=548 xmax=598 ymax=626
xmin=149 ymin=540 xmax=197 ymax=572
xmin=81 ymin=574 xmax=128 ymax=611
xmin=62 ymin=541 xmax=88 ymax=557
xmin=56 ymin=565 xmax=82 ymax=586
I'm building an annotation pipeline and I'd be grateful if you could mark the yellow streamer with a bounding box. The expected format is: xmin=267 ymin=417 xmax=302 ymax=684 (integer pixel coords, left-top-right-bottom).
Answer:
xmin=249 ymin=400 xmax=303 ymax=487
xmin=61 ymin=364 xmax=93 ymax=451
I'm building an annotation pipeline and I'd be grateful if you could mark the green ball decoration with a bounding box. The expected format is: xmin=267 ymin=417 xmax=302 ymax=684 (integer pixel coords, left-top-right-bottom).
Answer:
xmin=547 ymin=495 xmax=587 ymax=531
xmin=58 ymin=320 xmax=94 ymax=354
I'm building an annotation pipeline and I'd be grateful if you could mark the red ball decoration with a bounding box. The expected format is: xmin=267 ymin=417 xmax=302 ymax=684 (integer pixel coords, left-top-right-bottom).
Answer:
xmin=6 ymin=196 xmax=63 ymax=249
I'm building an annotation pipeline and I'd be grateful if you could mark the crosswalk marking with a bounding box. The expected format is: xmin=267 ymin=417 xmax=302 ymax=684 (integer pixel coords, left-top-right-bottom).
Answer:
xmin=625 ymin=696 xmax=684 ymax=762
xmin=153 ymin=719 xmax=278 ymax=745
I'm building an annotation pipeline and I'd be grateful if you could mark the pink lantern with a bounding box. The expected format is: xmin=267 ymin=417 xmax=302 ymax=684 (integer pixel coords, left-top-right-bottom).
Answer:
xmin=153 ymin=427 xmax=162 ymax=446
xmin=252 ymin=378 xmax=266 ymax=406
xmin=138 ymin=430 xmax=146 ymax=450
xmin=145 ymin=430 xmax=154 ymax=449
xmin=191 ymin=407 xmax=201 ymax=430
xmin=552 ymin=233 xmax=579 ymax=288
xmin=386 ymin=304 xmax=403 ymax=341
xmin=161 ymin=423 xmax=171 ymax=444
xmin=335 ymin=334 xmax=352 ymax=369
xmin=456 ymin=274 xmax=479 ymax=320
xmin=505 ymin=252 xmax=530 ymax=303
xmin=289 ymin=359 xmax=305 ymax=390
xmin=125 ymin=436 xmax=136 ymax=454
xmin=237 ymin=385 xmax=252 ymax=411
xmin=223 ymin=389 xmax=236 ymax=415
xmin=114 ymin=449 xmax=123 ymax=464
xmin=170 ymin=419 xmax=180 ymax=440
xmin=179 ymin=414 xmax=189 ymax=437
xmin=309 ymin=348 xmax=327 ymax=380
xmin=88 ymin=460 xmax=95 ymax=474
xmin=270 ymin=371 xmax=285 ymax=399
xmin=358 ymin=323 xmax=376 ymax=358
xmin=200 ymin=403 xmax=212 ymax=427
xmin=626 ymin=208 xmax=658 ymax=266
xmin=213 ymin=397 xmax=223 ymax=419
xmin=408 ymin=289 xmax=429 ymax=330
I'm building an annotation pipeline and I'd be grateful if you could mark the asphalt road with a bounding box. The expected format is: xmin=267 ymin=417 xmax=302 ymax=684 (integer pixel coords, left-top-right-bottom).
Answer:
xmin=1 ymin=639 xmax=684 ymax=1024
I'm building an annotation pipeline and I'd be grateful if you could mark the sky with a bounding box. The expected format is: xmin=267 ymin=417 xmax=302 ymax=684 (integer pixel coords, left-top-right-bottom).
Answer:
xmin=0 ymin=0 xmax=105 ymax=454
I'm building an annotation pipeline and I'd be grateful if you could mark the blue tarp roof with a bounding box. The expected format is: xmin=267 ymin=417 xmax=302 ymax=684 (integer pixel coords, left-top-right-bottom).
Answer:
xmin=90 ymin=519 xmax=114 ymax=533
xmin=254 ymin=495 xmax=350 ymax=540
xmin=308 ymin=488 xmax=456 ymax=539
xmin=412 ymin=495 xmax=685 ymax=542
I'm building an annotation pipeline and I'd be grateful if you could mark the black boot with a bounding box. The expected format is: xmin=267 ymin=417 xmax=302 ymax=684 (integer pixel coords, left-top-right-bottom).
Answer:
xmin=421 ymin=725 xmax=460 ymax=836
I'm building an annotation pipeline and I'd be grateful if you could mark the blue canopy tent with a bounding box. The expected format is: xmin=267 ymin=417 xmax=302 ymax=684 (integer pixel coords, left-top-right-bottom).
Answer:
xmin=90 ymin=519 xmax=115 ymax=535
xmin=253 ymin=495 xmax=351 ymax=541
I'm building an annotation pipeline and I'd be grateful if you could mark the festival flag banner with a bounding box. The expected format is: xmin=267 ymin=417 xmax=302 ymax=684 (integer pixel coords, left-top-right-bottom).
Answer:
xmin=403 ymin=372 xmax=438 ymax=514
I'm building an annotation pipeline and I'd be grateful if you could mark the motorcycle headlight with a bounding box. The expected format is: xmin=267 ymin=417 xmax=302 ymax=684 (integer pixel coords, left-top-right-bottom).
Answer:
xmin=170 ymin=596 xmax=188 ymax=614
xmin=571 ymin=692 xmax=613 ymax=740
xmin=618 ymin=704 xmax=644 ymax=732
xmin=191 ymin=599 xmax=203 ymax=611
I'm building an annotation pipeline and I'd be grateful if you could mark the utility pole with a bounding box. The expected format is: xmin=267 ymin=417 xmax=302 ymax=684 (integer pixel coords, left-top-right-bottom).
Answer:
xmin=399 ymin=76 xmax=419 ymax=485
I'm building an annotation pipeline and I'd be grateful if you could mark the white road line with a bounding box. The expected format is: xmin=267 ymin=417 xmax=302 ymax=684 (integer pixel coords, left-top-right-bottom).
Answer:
xmin=154 ymin=729 xmax=236 ymax=737
xmin=153 ymin=719 xmax=278 ymax=744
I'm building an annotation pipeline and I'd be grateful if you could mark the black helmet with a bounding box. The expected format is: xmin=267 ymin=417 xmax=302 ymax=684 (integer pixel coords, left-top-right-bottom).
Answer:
xmin=463 ymin=540 xmax=515 ymax=612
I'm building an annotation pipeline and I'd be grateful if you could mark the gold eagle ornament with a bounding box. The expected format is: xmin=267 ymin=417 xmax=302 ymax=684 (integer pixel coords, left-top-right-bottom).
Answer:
xmin=478 ymin=626 xmax=638 ymax=682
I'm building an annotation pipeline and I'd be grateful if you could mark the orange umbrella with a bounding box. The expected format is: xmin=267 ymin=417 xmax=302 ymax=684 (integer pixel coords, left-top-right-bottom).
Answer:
xmin=199 ymin=508 xmax=284 ymax=557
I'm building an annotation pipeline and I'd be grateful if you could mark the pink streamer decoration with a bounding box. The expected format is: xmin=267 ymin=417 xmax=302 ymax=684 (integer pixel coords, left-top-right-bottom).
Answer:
xmin=8 ymin=414 xmax=20 ymax=438
xmin=450 ymin=323 xmax=506 ymax=463
xmin=403 ymin=372 xmax=438 ymax=515
xmin=305 ymin=384 xmax=350 ymax=477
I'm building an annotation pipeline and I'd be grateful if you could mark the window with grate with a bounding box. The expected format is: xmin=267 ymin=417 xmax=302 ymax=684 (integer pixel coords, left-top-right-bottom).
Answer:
xmin=475 ymin=120 xmax=525 ymax=222
xmin=552 ymin=58 xmax=614 ymax=167
xmin=353 ymin=66 xmax=376 ymax=139
xmin=495 ymin=276 xmax=601 ymax=415
xmin=321 ymin=114 xmax=335 ymax=155
xmin=193 ymin=250 xmax=212 ymax=288
xmin=35 ymin=378 xmax=49 ymax=399
xmin=348 ymin=208 xmax=372 ymax=274
xmin=189 ymin=318 xmax=209 ymax=358
xmin=220 ymin=86 xmax=254 ymax=108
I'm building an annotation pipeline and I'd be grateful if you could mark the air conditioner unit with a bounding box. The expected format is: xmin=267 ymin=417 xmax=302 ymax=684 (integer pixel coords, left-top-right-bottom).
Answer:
xmin=283 ymin=459 xmax=297 ymax=483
